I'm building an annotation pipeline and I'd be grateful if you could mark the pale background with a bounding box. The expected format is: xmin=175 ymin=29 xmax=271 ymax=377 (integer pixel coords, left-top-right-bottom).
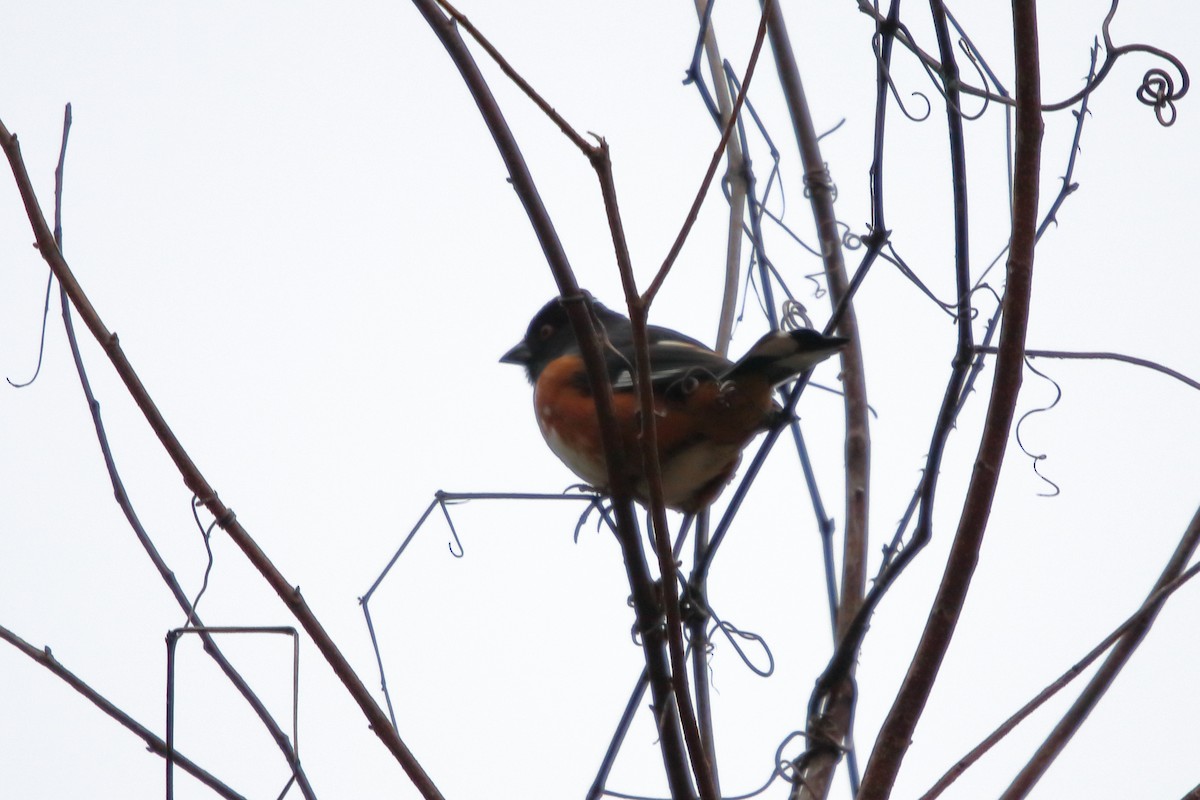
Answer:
xmin=1 ymin=2 xmax=1197 ymax=799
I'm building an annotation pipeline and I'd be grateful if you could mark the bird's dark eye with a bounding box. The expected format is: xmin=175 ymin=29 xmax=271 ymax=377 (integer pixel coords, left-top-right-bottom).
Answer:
xmin=538 ymin=323 xmax=555 ymax=341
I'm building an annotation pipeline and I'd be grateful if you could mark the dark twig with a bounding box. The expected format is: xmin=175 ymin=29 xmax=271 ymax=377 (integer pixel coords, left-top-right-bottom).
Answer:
xmin=1001 ymin=504 xmax=1200 ymax=798
xmin=432 ymin=0 xmax=592 ymax=153
xmin=855 ymin=0 xmax=1189 ymax=122
xmin=976 ymin=346 xmax=1200 ymax=392
xmin=921 ymin=550 xmax=1200 ymax=800
xmin=410 ymin=3 xmax=693 ymax=795
xmin=644 ymin=0 xmax=773 ymax=306
xmin=0 ymin=622 xmax=246 ymax=800
xmin=587 ymin=669 xmax=651 ymax=800
xmin=0 ymin=113 xmax=440 ymax=799
xmin=42 ymin=106 xmax=315 ymax=799
xmin=858 ymin=1 xmax=1042 ymax=795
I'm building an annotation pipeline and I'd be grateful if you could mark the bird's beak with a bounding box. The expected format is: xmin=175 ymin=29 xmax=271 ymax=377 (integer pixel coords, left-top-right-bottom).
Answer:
xmin=500 ymin=342 xmax=531 ymax=365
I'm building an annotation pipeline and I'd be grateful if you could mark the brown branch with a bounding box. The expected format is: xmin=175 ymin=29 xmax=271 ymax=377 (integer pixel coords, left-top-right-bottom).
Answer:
xmin=0 ymin=116 xmax=444 ymax=800
xmin=409 ymin=3 xmax=696 ymax=796
xmin=858 ymin=1 xmax=1043 ymax=796
xmin=975 ymin=345 xmax=1200 ymax=392
xmin=432 ymin=0 xmax=592 ymax=154
xmin=1001 ymin=504 xmax=1200 ymax=797
xmin=49 ymin=103 xmax=316 ymax=799
xmin=590 ymin=139 xmax=717 ymax=799
xmin=921 ymin=549 xmax=1200 ymax=800
xmin=0 ymin=622 xmax=246 ymax=800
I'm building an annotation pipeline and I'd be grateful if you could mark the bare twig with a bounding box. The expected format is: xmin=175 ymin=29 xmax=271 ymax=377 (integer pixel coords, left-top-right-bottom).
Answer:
xmin=1001 ymin=504 xmax=1200 ymax=798
xmin=46 ymin=104 xmax=316 ymax=799
xmin=0 ymin=114 xmax=443 ymax=800
xmin=644 ymin=0 xmax=772 ymax=306
xmin=858 ymin=1 xmax=1042 ymax=796
xmin=0 ymin=622 xmax=246 ymax=800
xmin=921 ymin=549 xmax=1200 ymax=800
xmin=975 ymin=346 xmax=1200 ymax=392
xmin=432 ymin=0 xmax=592 ymax=153
xmin=410 ymin=3 xmax=695 ymax=795
xmin=592 ymin=140 xmax=718 ymax=799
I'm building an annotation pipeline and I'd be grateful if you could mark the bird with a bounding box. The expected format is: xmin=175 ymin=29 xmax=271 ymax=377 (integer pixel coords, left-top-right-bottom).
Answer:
xmin=501 ymin=295 xmax=848 ymax=513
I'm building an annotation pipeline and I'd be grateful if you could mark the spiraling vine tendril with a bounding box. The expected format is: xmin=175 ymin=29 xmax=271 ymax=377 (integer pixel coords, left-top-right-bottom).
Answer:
xmin=1137 ymin=67 xmax=1182 ymax=126
xmin=871 ymin=30 xmax=932 ymax=123
xmin=1015 ymin=358 xmax=1063 ymax=498
xmin=781 ymin=299 xmax=813 ymax=330
xmin=858 ymin=0 xmax=1190 ymax=125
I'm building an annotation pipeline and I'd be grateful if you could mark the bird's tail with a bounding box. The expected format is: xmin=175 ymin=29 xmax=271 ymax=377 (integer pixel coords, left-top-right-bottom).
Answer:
xmin=721 ymin=329 xmax=848 ymax=387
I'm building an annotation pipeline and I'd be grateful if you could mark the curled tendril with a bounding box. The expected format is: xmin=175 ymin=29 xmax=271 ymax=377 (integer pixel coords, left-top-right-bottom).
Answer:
xmin=816 ymin=117 xmax=847 ymax=143
xmin=708 ymin=616 xmax=776 ymax=678
xmin=781 ymin=299 xmax=814 ymax=330
xmin=859 ymin=0 xmax=1189 ymax=125
xmin=438 ymin=499 xmax=465 ymax=557
xmin=871 ymin=31 xmax=932 ymax=122
xmin=802 ymin=270 xmax=827 ymax=300
xmin=954 ymin=38 xmax=991 ymax=121
xmin=1015 ymin=358 xmax=1063 ymax=497
xmin=839 ymin=223 xmax=863 ymax=251
xmin=802 ymin=162 xmax=837 ymax=203
xmin=1138 ymin=67 xmax=1180 ymax=126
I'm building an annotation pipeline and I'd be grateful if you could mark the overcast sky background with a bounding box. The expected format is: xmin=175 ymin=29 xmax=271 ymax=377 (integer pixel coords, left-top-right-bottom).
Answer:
xmin=2 ymin=2 xmax=1198 ymax=799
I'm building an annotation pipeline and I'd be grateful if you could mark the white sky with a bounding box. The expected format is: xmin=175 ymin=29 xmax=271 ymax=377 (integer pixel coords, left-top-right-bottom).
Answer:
xmin=1 ymin=2 xmax=1198 ymax=799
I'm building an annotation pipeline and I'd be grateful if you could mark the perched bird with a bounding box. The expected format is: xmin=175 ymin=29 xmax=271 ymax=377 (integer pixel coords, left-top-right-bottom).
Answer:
xmin=501 ymin=295 xmax=847 ymax=513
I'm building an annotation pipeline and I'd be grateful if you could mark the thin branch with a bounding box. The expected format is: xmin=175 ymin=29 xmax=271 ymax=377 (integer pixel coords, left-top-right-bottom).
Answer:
xmin=46 ymin=104 xmax=316 ymax=799
xmin=592 ymin=140 xmax=718 ymax=799
xmin=921 ymin=549 xmax=1200 ymax=800
xmin=858 ymin=1 xmax=1042 ymax=796
xmin=432 ymin=0 xmax=592 ymax=154
xmin=643 ymin=0 xmax=773 ymax=306
xmin=1001 ymin=503 xmax=1200 ymax=798
xmin=410 ymin=3 xmax=694 ymax=795
xmin=0 ymin=113 xmax=443 ymax=800
xmin=0 ymin=622 xmax=246 ymax=800
xmin=975 ymin=346 xmax=1200 ymax=392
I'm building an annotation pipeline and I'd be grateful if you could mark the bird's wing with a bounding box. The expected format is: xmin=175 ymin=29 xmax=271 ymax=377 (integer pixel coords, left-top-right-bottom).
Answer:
xmin=605 ymin=324 xmax=732 ymax=390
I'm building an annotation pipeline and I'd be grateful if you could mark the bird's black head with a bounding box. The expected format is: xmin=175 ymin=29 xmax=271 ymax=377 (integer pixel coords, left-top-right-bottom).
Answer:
xmin=500 ymin=294 xmax=631 ymax=383
xmin=500 ymin=296 xmax=581 ymax=384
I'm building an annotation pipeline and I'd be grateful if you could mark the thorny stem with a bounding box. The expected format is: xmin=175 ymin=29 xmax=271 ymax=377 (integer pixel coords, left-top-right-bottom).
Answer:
xmin=688 ymin=2 xmax=746 ymax=788
xmin=975 ymin=346 xmax=1200 ymax=392
xmin=854 ymin=0 xmax=1189 ymax=117
xmin=858 ymin=1 xmax=1042 ymax=796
